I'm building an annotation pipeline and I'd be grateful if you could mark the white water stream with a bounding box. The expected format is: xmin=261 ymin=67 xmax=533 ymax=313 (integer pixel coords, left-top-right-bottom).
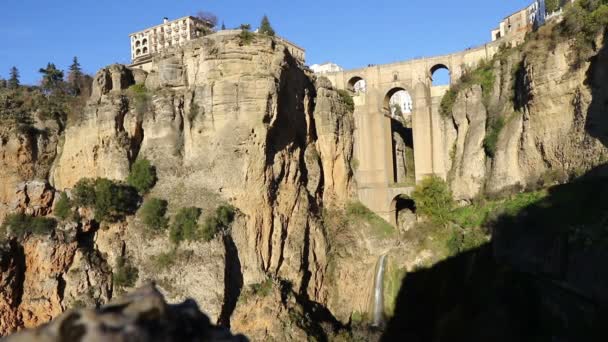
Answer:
xmin=371 ymin=254 xmax=388 ymax=327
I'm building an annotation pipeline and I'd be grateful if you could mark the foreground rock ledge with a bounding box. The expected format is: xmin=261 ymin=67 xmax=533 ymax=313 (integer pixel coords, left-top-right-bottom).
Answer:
xmin=5 ymin=284 xmax=248 ymax=342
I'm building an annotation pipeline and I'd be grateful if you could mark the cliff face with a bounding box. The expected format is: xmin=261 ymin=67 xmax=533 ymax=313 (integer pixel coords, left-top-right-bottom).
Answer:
xmin=0 ymin=32 xmax=355 ymax=337
xmin=444 ymin=32 xmax=608 ymax=201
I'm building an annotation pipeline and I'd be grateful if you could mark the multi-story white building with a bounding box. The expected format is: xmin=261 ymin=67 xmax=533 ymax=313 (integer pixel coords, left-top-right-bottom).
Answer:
xmin=129 ymin=16 xmax=212 ymax=62
xmin=310 ymin=62 xmax=343 ymax=74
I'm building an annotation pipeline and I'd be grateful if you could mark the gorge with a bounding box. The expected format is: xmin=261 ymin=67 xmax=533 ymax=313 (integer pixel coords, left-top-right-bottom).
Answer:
xmin=1 ymin=1 xmax=608 ymax=341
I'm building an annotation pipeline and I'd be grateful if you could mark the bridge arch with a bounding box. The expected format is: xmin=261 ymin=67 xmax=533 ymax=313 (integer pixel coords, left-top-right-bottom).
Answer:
xmin=347 ymin=76 xmax=366 ymax=94
xmin=383 ymin=87 xmax=413 ymax=114
xmin=430 ymin=63 xmax=451 ymax=86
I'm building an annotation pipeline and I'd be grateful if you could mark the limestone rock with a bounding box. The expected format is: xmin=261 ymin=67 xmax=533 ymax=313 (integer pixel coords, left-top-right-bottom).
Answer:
xmin=447 ymin=85 xmax=487 ymax=201
xmin=5 ymin=284 xmax=248 ymax=342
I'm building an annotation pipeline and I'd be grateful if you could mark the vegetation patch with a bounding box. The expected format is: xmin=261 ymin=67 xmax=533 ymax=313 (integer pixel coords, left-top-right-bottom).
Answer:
xmin=54 ymin=192 xmax=73 ymax=221
xmin=200 ymin=204 xmax=236 ymax=242
xmin=169 ymin=207 xmax=202 ymax=244
xmin=138 ymin=197 xmax=169 ymax=232
xmin=337 ymin=89 xmax=355 ymax=112
xmin=250 ymin=278 xmax=273 ymax=297
xmin=72 ymin=178 xmax=140 ymax=222
xmin=346 ymin=201 xmax=395 ymax=237
xmin=411 ymin=176 xmax=454 ymax=226
xmin=127 ymin=158 xmax=157 ymax=194
xmin=238 ymin=24 xmax=255 ymax=45
xmin=127 ymin=84 xmax=151 ymax=115
xmin=113 ymin=255 xmax=139 ymax=290
xmin=0 ymin=213 xmax=57 ymax=240
xmin=483 ymin=115 xmax=505 ymax=158
xmin=439 ymin=60 xmax=495 ymax=117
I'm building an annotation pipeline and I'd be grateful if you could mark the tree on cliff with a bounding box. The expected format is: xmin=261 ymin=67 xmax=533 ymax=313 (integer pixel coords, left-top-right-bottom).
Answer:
xmin=8 ymin=66 xmax=20 ymax=89
xmin=259 ymin=15 xmax=275 ymax=36
xmin=39 ymin=63 xmax=64 ymax=94
xmin=67 ymin=57 xmax=84 ymax=95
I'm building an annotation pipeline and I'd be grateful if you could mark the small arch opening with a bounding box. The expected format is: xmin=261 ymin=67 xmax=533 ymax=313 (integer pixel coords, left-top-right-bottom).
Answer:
xmin=142 ymin=38 xmax=148 ymax=45
xmin=392 ymin=195 xmax=417 ymax=231
xmin=430 ymin=64 xmax=450 ymax=86
xmin=143 ymin=47 xmax=148 ymax=54
xmin=135 ymin=40 xmax=141 ymax=47
xmin=347 ymin=76 xmax=366 ymax=95
xmin=136 ymin=49 xmax=141 ymax=56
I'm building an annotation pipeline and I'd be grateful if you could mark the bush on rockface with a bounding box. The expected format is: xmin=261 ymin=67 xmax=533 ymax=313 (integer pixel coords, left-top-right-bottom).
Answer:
xmin=439 ymin=60 xmax=494 ymax=117
xmin=139 ymin=197 xmax=169 ymax=232
xmin=411 ymin=176 xmax=454 ymax=226
xmin=0 ymin=213 xmax=57 ymax=240
xmin=127 ymin=158 xmax=157 ymax=194
xmin=483 ymin=115 xmax=505 ymax=158
xmin=200 ymin=204 xmax=236 ymax=242
xmin=54 ymin=192 xmax=72 ymax=220
xmin=113 ymin=255 xmax=139 ymax=289
xmin=72 ymin=178 xmax=139 ymax=222
xmin=127 ymin=84 xmax=151 ymax=115
xmin=169 ymin=207 xmax=202 ymax=244
xmin=337 ymin=89 xmax=355 ymax=112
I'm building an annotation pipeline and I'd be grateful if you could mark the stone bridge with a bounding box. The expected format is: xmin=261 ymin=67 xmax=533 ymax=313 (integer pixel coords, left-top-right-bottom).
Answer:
xmin=322 ymin=36 xmax=517 ymax=225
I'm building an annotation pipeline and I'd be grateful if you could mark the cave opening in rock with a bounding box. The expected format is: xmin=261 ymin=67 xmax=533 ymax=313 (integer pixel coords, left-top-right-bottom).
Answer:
xmin=392 ymin=195 xmax=417 ymax=232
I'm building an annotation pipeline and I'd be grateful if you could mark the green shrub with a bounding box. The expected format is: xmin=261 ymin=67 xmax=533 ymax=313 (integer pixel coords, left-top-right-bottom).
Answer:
xmin=113 ymin=255 xmax=139 ymax=289
xmin=127 ymin=158 xmax=157 ymax=194
xmin=337 ymin=89 xmax=355 ymax=112
xmin=346 ymin=201 xmax=395 ymax=236
xmin=169 ymin=207 xmax=202 ymax=244
xmin=153 ymin=249 xmax=177 ymax=269
xmin=72 ymin=178 xmax=139 ymax=222
xmin=200 ymin=204 xmax=236 ymax=242
xmin=238 ymin=24 xmax=254 ymax=45
xmin=127 ymin=84 xmax=151 ymax=115
xmin=411 ymin=176 xmax=454 ymax=226
xmin=439 ymin=60 xmax=494 ymax=117
xmin=483 ymin=116 xmax=505 ymax=158
xmin=250 ymin=278 xmax=273 ymax=297
xmin=139 ymin=198 xmax=168 ymax=232
xmin=93 ymin=178 xmax=139 ymax=222
xmin=558 ymin=1 xmax=608 ymax=67
xmin=54 ymin=192 xmax=72 ymax=220
xmin=72 ymin=178 xmax=96 ymax=207
xmin=0 ymin=213 xmax=57 ymax=240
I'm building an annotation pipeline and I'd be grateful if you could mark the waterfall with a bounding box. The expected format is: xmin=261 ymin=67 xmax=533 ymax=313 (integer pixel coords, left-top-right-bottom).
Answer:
xmin=371 ymin=254 xmax=388 ymax=327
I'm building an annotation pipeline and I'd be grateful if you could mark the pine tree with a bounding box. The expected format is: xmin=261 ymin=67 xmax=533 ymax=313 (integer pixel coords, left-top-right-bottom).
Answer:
xmin=8 ymin=66 xmax=20 ymax=89
xmin=221 ymin=21 xmax=226 ymax=30
xmin=67 ymin=56 xmax=83 ymax=95
xmin=39 ymin=63 xmax=64 ymax=94
xmin=259 ymin=15 xmax=275 ymax=36
xmin=0 ymin=78 xmax=6 ymax=88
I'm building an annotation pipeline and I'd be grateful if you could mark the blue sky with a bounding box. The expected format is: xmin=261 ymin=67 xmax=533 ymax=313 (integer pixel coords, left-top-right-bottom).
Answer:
xmin=0 ymin=0 xmax=531 ymax=85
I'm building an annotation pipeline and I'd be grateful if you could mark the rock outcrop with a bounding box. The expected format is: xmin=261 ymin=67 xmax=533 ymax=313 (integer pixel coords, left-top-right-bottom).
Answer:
xmin=443 ymin=31 xmax=608 ymax=200
xmin=0 ymin=31 xmax=355 ymax=338
xmin=5 ymin=284 xmax=247 ymax=342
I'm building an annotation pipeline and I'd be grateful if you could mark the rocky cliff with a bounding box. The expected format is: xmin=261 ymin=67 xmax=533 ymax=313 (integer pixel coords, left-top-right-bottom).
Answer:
xmin=444 ymin=28 xmax=608 ymax=201
xmin=0 ymin=31 xmax=355 ymax=338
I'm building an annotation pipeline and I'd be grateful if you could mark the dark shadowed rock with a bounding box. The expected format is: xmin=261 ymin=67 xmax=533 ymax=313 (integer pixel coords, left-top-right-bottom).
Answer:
xmin=5 ymin=284 xmax=248 ymax=342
